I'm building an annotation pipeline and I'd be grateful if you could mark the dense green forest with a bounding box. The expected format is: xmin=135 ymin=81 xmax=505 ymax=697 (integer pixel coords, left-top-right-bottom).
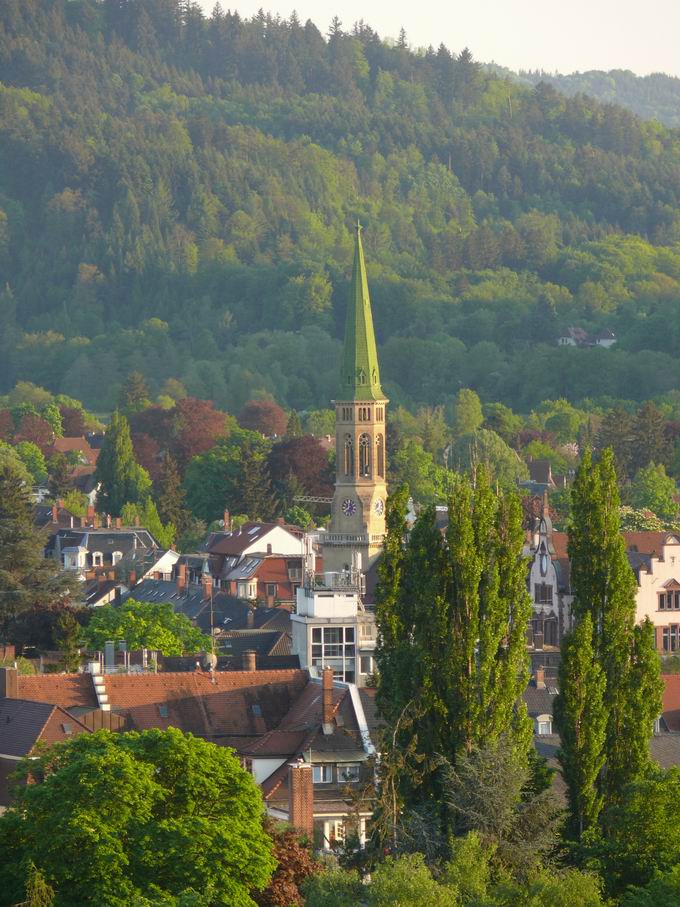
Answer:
xmin=4 ymin=1 xmax=680 ymax=418
xmin=521 ymin=68 xmax=680 ymax=127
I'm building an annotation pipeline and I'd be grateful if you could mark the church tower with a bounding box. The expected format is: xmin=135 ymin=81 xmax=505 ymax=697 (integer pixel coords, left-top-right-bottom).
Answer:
xmin=324 ymin=224 xmax=388 ymax=574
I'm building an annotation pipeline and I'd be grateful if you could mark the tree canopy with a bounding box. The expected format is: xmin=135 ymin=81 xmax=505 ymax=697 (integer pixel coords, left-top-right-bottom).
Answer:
xmin=85 ymin=600 xmax=210 ymax=656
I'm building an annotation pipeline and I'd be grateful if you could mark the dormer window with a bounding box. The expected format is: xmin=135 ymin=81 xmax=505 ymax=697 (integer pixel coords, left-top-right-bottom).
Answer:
xmin=535 ymin=715 xmax=553 ymax=736
xmin=111 ymin=551 xmax=123 ymax=565
xmin=92 ymin=552 xmax=103 ymax=567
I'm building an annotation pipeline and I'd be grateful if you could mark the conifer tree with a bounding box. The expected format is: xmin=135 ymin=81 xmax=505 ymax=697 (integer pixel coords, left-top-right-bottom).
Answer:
xmin=156 ymin=453 xmax=188 ymax=533
xmin=239 ymin=440 xmax=277 ymax=520
xmin=554 ymin=612 xmax=606 ymax=839
xmin=562 ymin=448 xmax=662 ymax=827
xmin=95 ymin=411 xmax=151 ymax=517
xmin=0 ymin=467 xmax=80 ymax=637
xmin=118 ymin=371 xmax=151 ymax=415
xmin=286 ymin=409 xmax=303 ymax=438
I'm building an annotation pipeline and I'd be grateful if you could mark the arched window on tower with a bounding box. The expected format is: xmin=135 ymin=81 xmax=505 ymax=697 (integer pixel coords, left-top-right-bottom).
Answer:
xmin=344 ymin=435 xmax=354 ymax=476
xmin=376 ymin=434 xmax=384 ymax=478
xmin=359 ymin=433 xmax=371 ymax=477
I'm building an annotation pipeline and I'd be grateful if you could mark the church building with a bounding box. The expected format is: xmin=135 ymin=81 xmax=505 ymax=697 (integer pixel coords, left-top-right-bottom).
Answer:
xmin=323 ymin=223 xmax=388 ymax=575
xmin=291 ymin=225 xmax=384 ymax=686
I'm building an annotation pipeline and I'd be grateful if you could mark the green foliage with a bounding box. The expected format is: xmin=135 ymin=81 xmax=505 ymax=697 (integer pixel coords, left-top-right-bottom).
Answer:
xmin=621 ymin=865 xmax=680 ymax=907
xmin=85 ymin=600 xmax=209 ymax=656
xmin=60 ymin=489 xmax=89 ymax=518
xmin=0 ymin=728 xmax=276 ymax=906
xmin=119 ymin=371 xmax=151 ymax=416
xmin=390 ymin=441 xmax=453 ymax=504
xmin=121 ymin=499 xmax=175 ymax=549
xmin=368 ymin=853 xmax=453 ymax=906
xmin=4 ymin=7 xmax=680 ymax=417
xmin=14 ymin=441 xmax=47 ymax=484
xmin=449 ymin=429 xmax=529 ymax=488
xmin=56 ymin=609 xmax=83 ymax=673
xmin=598 ymin=767 xmax=680 ymax=897
xmin=0 ymin=466 xmax=80 ymax=635
xmin=554 ymin=613 xmax=606 ymax=839
xmin=95 ymin=412 xmax=151 ymax=517
xmin=627 ymin=463 xmax=678 ymax=522
xmin=0 ymin=655 xmax=36 ymax=675
xmin=374 ymin=472 xmax=532 ymax=840
xmin=564 ymin=449 xmax=663 ymax=831
xmin=450 ymin=389 xmax=483 ymax=437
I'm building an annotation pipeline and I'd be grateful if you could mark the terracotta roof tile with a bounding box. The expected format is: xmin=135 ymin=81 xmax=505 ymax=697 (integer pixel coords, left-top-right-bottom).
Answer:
xmin=17 ymin=674 xmax=98 ymax=710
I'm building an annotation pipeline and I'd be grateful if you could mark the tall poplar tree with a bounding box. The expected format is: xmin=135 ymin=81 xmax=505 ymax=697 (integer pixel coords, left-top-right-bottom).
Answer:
xmin=375 ymin=469 xmax=532 ymax=820
xmin=554 ymin=613 xmax=606 ymax=839
xmin=560 ymin=448 xmax=662 ymax=833
xmin=95 ymin=411 xmax=151 ymax=517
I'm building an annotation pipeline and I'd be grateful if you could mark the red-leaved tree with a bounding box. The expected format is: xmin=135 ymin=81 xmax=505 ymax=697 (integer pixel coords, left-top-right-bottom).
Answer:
xmin=238 ymin=400 xmax=288 ymax=437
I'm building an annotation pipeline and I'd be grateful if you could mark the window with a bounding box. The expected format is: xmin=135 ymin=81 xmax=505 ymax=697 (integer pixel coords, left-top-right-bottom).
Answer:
xmin=376 ymin=407 xmax=383 ymax=422
xmin=675 ymin=591 xmax=680 ymax=610
xmin=671 ymin=625 xmax=679 ymax=652
xmin=338 ymin=764 xmax=360 ymax=783
xmin=544 ymin=619 xmax=558 ymax=647
xmin=266 ymin=583 xmax=277 ymax=597
xmin=534 ymin=583 xmax=553 ymax=604
xmin=344 ymin=435 xmax=354 ymax=476
xmin=92 ymin=552 xmax=103 ymax=567
xmin=664 ymin=628 xmax=670 ymax=652
xmin=536 ymin=718 xmax=552 ymax=736
xmin=158 ymin=704 xmax=169 ymax=718
xmin=61 ymin=723 xmax=73 ymax=735
xmin=359 ymin=433 xmax=371 ymax=477
xmin=111 ymin=551 xmax=123 ymax=565
xmin=660 ymin=593 xmax=667 ymax=610
xmin=310 ymin=626 xmax=356 ymax=682
xmin=313 ymin=765 xmax=333 ymax=784
xmin=341 ymin=406 xmax=352 ymax=422
xmin=375 ymin=433 xmax=385 ymax=479
xmin=360 ymin=655 xmax=374 ymax=675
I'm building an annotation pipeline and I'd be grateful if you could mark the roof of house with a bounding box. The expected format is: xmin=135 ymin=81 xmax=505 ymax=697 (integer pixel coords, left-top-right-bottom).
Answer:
xmin=17 ymin=674 xmax=99 ymax=710
xmin=358 ymin=687 xmax=385 ymax=733
xmin=103 ymin=669 xmax=308 ymax=741
xmin=527 ymin=459 xmax=554 ymax=487
xmin=0 ymin=699 xmax=90 ymax=757
xmin=523 ymin=684 xmax=558 ymax=717
xmin=206 ymin=522 xmax=301 ymax=557
xmin=50 ymin=528 xmax=160 ymax=558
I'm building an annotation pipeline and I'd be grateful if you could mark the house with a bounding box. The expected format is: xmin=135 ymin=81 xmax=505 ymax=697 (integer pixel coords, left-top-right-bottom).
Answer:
xmin=0 ymin=664 xmax=376 ymax=844
xmin=524 ymin=518 xmax=680 ymax=655
xmin=527 ymin=670 xmax=680 ymax=783
xmin=557 ymin=327 xmax=616 ymax=348
xmin=246 ymin=667 xmax=375 ymax=847
xmin=50 ymin=526 xmax=163 ymax=576
xmin=47 ymin=435 xmax=99 ymax=467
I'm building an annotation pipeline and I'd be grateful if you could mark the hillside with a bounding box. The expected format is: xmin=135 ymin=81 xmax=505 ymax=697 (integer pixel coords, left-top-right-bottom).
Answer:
xmin=3 ymin=2 xmax=680 ymax=416
xmin=522 ymin=68 xmax=680 ymax=127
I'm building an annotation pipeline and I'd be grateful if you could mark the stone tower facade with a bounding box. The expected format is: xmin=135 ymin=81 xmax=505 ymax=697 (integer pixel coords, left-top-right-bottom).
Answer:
xmin=324 ymin=225 xmax=388 ymax=574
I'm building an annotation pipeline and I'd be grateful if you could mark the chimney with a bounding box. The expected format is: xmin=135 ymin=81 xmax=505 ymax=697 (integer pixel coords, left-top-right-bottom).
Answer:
xmin=535 ymin=665 xmax=546 ymax=690
xmin=322 ymin=666 xmax=334 ymax=735
xmin=176 ymin=562 xmax=187 ymax=594
xmin=134 ymin=515 xmax=140 ymax=527
xmin=93 ymin=513 xmax=101 ymax=529
xmin=242 ymin=650 xmax=257 ymax=672
xmin=288 ymin=760 xmax=314 ymax=837
xmin=276 ymin=517 xmax=285 ymax=526
xmin=0 ymin=667 xmax=18 ymax=699
xmin=246 ymin=609 xmax=255 ymax=629
xmin=128 ymin=569 xmax=137 ymax=587
xmin=202 ymin=573 xmax=213 ymax=601
xmin=51 ymin=502 xmax=58 ymax=523
xmin=114 ymin=517 xmax=121 ymax=529
xmin=86 ymin=504 xmax=95 ymax=526
xmin=223 ymin=509 xmax=231 ymax=531
xmin=107 ymin=570 xmax=115 ymax=581
xmin=97 ymin=572 xmax=106 ymax=586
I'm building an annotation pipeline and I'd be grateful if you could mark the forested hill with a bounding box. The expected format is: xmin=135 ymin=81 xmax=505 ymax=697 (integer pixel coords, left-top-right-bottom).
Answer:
xmin=521 ymin=69 xmax=680 ymax=128
xmin=4 ymin=2 xmax=680 ymax=417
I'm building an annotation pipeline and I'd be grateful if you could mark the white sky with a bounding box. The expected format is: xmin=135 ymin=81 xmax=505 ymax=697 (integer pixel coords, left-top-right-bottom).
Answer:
xmin=199 ymin=0 xmax=680 ymax=77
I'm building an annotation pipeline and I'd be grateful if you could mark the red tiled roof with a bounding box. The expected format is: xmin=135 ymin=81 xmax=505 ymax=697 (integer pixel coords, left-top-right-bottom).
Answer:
xmin=51 ymin=437 xmax=99 ymax=464
xmin=103 ymin=669 xmax=308 ymax=740
xmin=17 ymin=674 xmax=98 ymax=710
xmin=623 ymin=532 xmax=676 ymax=557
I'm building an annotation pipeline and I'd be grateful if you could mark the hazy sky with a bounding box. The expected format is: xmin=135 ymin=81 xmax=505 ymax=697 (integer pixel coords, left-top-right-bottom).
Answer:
xmin=199 ymin=0 xmax=680 ymax=77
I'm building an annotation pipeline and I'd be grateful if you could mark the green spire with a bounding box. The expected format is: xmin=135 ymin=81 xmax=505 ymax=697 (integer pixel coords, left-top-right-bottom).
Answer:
xmin=339 ymin=223 xmax=385 ymax=401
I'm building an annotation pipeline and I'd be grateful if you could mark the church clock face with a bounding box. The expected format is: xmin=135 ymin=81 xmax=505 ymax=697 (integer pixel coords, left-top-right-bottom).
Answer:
xmin=342 ymin=498 xmax=357 ymax=516
xmin=374 ymin=499 xmax=384 ymax=516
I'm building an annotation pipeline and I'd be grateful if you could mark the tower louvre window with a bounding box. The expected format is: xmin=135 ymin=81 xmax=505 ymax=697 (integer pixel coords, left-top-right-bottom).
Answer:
xmin=359 ymin=433 xmax=371 ymax=477
xmin=344 ymin=435 xmax=354 ymax=476
xmin=376 ymin=434 xmax=384 ymax=478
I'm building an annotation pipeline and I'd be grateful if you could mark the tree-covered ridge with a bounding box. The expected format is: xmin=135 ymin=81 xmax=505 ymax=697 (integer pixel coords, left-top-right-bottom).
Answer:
xmin=522 ymin=68 xmax=680 ymax=128
xmin=4 ymin=2 xmax=680 ymax=413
